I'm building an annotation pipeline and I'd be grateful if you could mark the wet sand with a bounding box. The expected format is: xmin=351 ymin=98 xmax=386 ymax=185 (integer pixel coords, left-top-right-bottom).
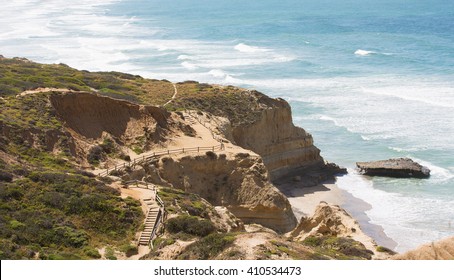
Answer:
xmin=277 ymin=180 xmax=398 ymax=250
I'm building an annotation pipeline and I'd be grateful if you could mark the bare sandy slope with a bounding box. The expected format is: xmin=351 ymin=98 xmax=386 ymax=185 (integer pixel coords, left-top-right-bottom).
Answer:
xmin=393 ymin=236 xmax=454 ymax=260
xmin=283 ymin=183 xmax=345 ymax=219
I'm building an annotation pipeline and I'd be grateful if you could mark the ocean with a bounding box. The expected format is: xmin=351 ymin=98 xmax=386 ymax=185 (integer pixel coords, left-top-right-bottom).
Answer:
xmin=1 ymin=0 xmax=453 ymax=253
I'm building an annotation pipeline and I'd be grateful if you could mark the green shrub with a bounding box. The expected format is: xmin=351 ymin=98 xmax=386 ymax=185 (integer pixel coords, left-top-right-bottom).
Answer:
xmin=166 ymin=216 xmax=215 ymax=237
xmin=376 ymin=246 xmax=396 ymax=255
xmin=0 ymin=171 xmax=13 ymax=182
xmin=205 ymin=151 xmax=217 ymax=160
xmin=153 ymin=237 xmax=175 ymax=250
xmin=53 ymin=226 xmax=89 ymax=248
xmin=83 ymin=246 xmax=101 ymax=259
xmin=100 ymin=139 xmax=115 ymax=154
xmin=303 ymin=236 xmax=323 ymax=247
xmin=120 ymin=244 xmax=138 ymax=257
xmin=178 ymin=233 xmax=235 ymax=260
xmin=303 ymin=235 xmax=374 ymax=260
xmin=105 ymin=247 xmax=117 ymax=260
xmin=87 ymin=145 xmax=104 ymax=164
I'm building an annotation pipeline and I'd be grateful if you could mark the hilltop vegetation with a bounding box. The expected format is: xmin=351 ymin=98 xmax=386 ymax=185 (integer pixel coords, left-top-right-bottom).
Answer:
xmin=0 ymin=56 xmax=173 ymax=105
xmin=1 ymin=56 xmax=275 ymax=126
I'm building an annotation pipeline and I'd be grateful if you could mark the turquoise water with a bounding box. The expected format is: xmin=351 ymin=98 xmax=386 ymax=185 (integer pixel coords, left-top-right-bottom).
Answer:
xmin=1 ymin=0 xmax=453 ymax=252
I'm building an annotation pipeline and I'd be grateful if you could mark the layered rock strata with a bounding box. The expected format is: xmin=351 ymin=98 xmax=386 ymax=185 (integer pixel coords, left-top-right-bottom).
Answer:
xmin=141 ymin=152 xmax=297 ymax=233
xmin=356 ymin=158 xmax=430 ymax=178
xmin=49 ymin=91 xmax=192 ymax=161
xmin=228 ymin=94 xmax=325 ymax=181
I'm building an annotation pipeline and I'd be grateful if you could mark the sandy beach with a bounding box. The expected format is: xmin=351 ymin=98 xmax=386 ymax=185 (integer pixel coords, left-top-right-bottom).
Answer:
xmin=277 ymin=180 xmax=398 ymax=250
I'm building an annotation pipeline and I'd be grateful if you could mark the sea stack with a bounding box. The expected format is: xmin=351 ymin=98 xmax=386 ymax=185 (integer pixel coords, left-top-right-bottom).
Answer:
xmin=356 ymin=158 xmax=430 ymax=179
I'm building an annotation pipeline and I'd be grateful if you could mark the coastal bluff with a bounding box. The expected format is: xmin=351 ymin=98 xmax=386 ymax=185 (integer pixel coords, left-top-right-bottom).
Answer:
xmin=167 ymin=83 xmax=328 ymax=182
xmin=2 ymin=56 xmax=404 ymax=260
xmin=230 ymin=95 xmax=324 ymax=180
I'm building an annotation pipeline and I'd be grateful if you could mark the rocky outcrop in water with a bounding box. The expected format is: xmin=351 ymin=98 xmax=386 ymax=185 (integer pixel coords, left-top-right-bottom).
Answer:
xmin=356 ymin=158 xmax=430 ymax=178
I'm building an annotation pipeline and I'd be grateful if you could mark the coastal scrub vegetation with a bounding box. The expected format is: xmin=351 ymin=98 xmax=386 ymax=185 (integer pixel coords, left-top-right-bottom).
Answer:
xmin=1 ymin=56 xmax=272 ymax=127
xmin=0 ymin=57 xmax=147 ymax=259
xmin=0 ymin=56 xmax=173 ymax=105
xmin=167 ymin=82 xmax=266 ymax=126
xmin=177 ymin=233 xmax=236 ymax=260
xmin=0 ymin=171 xmax=143 ymax=259
xmin=302 ymin=235 xmax=374 ymax=260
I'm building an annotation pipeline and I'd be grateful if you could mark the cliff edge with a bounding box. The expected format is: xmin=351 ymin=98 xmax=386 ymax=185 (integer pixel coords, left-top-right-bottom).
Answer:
xmin=167 ymin=82 xmax=330 ymax=182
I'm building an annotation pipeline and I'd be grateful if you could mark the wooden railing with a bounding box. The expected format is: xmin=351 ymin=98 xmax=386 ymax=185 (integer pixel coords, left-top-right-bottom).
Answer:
xmin=124 ymin=178 xmax=167 ymax=248
xmin=148 ymin=208 xmax=163 ymax=249
xmin=98 ymin=143 xmax=224 ymax=177
xmin=185 ymin=110 xmax=223 ymax=143
xmin=156 ymin=194 xmax=165 ymax=209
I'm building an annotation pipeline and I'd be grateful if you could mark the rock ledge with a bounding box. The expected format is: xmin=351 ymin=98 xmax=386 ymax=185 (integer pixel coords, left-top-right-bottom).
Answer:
xmin=356 ymin=158 xmax=430 ymax=178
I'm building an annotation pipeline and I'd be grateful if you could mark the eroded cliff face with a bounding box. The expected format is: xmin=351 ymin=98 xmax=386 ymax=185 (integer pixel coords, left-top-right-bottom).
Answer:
xmin=49 ymin=91 xmax=193 ymax=162
xmin=291 ymin=202 xmax=394 ymax=260
xmin=140 ymin=151 xmax=297 ymax=233
xmin=230 ymin=96 xmax=323 ymax=181
xmin=392 ymin=236 xmax=454 ymax=260
xmin=50 ymin=92 xmax=171 ymax=142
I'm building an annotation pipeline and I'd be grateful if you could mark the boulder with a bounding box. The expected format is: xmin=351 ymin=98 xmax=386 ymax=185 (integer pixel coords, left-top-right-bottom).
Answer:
xmin=356 ymin=158 xmax=430 ymax=178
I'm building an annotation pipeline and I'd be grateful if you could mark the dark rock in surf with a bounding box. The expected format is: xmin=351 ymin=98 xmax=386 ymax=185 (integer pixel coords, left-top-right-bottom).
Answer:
xmin=356 ymin=158 xmax=430 ymax=179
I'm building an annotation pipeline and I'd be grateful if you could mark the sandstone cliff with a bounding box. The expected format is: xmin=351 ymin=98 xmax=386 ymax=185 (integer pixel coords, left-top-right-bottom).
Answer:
xmin=49 ymin=91 xmax=193 ymax=163
xmin=136 ymin=151 xmax=297 ymax=233
xmin=230 ymin=95 xmax=324 ymax=180
xmin=170 ymin=85 xmax=326 ymax=181
xmin=393 ymin=236 xmax=454 ymax=260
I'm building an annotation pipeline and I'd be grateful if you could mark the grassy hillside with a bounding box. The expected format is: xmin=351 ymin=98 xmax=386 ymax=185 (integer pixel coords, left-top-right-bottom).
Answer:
xmin=1 ymin=56 xmax=274 ymax=126
xmin=0 ymin=56 xmax=173 ymax=105
xmin=0 ymin=57 xmax=149 ymax=259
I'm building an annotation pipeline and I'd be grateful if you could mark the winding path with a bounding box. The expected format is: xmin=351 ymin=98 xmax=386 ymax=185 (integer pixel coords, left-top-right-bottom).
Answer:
xmin=163 ymin=83 xmax=178 ymax=107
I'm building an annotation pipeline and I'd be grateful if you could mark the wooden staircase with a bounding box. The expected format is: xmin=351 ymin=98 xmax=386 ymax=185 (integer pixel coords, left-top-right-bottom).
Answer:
xmin=138 ymin=205 xmax=161 ymax=246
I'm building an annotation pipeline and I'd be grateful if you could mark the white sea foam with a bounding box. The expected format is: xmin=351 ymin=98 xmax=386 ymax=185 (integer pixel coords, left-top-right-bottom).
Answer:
xmin=362 ymin=84 xmax=454 ymax=109
xmin=409 ymin=157 xmax=454 ymax=181
xmin=181 ymin=61 xmax=198 ymax=70
xmin=337 ymin=170 xmax=454 ymax=252
xmin=354 ymin=49 xmax=376 ymax=56
xmin=177 ymin=55 xmax=193 ymax=60
xmin=389 ymin=146 xmax=429 ymax=152
xmin=319 ymin=115 xmax=345 ymax=128
xmin=208 ymin=69 xmax=228 ymax=78
xmin=234 ymin=43 xmax=269 ymax=53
